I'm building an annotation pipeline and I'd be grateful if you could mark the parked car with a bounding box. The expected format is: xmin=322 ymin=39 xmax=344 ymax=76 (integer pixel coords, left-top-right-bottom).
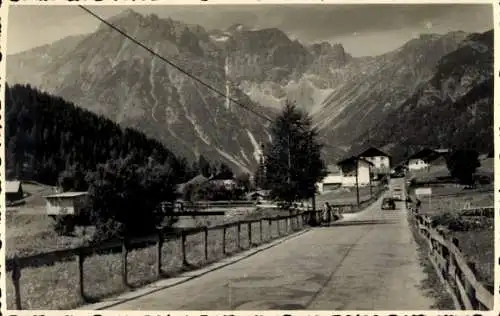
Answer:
xmin=381 ymin=197 xmax=396 ymax=210
xmin=393 ymin=193 xmax=402 ymax=201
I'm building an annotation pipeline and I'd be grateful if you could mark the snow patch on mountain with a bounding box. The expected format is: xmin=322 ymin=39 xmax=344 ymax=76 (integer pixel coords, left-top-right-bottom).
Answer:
xmin=216 ymin=148 xmax=251 ymax=174
xmin=246 ymin=129 xmax=263 ymax=162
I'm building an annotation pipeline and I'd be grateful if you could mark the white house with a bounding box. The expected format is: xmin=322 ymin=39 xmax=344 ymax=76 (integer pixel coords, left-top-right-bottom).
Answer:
xmin=44 ymin=192 xmax=88 ymax=216
xmin=358 ymin=147 xmax=391 ymax=176
xmin=317 ymin=164 xmax=343 ymax=193
xmin=337 ymin=156 xmax=373 ymax=187
xmin=407 ymin=148 xmax=449 ymax=171
xmin=408 ymin=158 xmax=429 ymax=171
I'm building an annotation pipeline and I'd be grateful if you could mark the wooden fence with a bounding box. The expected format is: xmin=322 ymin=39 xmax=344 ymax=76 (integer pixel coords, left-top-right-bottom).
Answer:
xmin=412 ymin=213 xmax=493 ymax=310
xmin=7 ymin=189 xmax=386 ymax=310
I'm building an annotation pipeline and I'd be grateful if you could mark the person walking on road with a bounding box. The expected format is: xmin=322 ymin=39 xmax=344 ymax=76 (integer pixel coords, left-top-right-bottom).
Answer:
xmin=323 ymin=202 xmax=332 ymax=224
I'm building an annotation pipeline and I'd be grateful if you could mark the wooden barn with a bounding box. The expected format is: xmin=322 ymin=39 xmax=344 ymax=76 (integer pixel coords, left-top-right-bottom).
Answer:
xmin=6 ymin=180 xmax=24 ymax=202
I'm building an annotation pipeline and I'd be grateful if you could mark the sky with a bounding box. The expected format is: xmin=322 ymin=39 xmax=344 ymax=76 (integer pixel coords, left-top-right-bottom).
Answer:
xmin=7 ymin=3 xmax=494 ymax=57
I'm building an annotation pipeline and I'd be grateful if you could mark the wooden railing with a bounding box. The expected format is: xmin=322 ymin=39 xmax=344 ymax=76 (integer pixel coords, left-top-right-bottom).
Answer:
xmin=7 ymin=190 xmax=386 ymax=310
xmin=412 ymin=213 xmax=493 ymax=310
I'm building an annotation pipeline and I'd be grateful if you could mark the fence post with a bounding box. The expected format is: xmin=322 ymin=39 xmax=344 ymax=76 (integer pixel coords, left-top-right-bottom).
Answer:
xmin=223 ymin=226 xmax=227 ymax=255
xmin=277 ymin=219 xmax=281 ymax=235
xmin=77 ymin=250 xmax=86 ymax=300
xmin=121 ymin=239 xmax=128 ymax=287
xmin=259 ymin=219 xmax=263 ymax=242
xmin=285 ymin=217 xmax=288 ymax=233
xmin=269 ymin=219 xmax=272 ymax=239
xmin=157 ymin=230 xmax=163 ymax=276
xmin=181 ymin=230 xmax=188 ymax=265
xmin=237 ymin=223 xmax=241 ymax=249
xmin=12 ymin=257 xmax=22 ymax=310
xmin=248 ymin=222 xmax=252 ymax=247
xmin=466 ymin=261 xmax=479 ymax=309
xmin=204 ymin=227 xmax=209 ymax=261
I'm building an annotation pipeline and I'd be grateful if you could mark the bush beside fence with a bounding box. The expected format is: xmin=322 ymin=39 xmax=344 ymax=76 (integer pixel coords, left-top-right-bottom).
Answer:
xmin=411 ymin=213 xmax=493 ymax=310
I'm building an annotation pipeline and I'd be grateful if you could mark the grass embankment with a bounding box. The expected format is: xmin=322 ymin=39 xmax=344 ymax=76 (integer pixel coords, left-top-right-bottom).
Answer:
xmin=6 ymin=205 xmax=297 ymax=310
xmin=408 ymin=184 xmax=494 ymax=290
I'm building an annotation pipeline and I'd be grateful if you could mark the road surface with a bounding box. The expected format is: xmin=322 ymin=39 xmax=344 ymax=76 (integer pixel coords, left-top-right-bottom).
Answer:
xmin=106 ymin=178 xmax=437 ymax=310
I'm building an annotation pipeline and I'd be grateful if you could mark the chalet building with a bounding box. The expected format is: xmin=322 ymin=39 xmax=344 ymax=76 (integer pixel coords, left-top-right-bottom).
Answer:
xmin=44 ymin=192 xmax=88 ymax=216
xmin=317 ymin=164 xmax=343 ymax=193
xmin=337 ymin=156 xmax=373 ymax=187
xmin=6 ymin=180 xmax=24 ymax=202
xmin=407 ymin=148 xmax=449 ymax=171
xmin=357 ymin=147 xmax=392 ymax=177
xmin=208 ymin=174 xmax=238 ymax=191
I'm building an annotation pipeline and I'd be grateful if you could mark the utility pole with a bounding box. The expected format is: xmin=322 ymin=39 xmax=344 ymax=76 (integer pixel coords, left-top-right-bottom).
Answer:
xmin=287 ymin=130 xmax=292 ymax=185
xmin=355 ymin=157 xmax=360 ymax=207
xmin=309 ymin=132 xmax=316 ymax=221
xmin=369 ymin=163 xmax=373 ymax=199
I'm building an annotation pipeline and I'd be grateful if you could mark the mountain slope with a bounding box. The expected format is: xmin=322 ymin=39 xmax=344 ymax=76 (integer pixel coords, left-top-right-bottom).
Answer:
xmin=7 ymin=11 xmax=276 ymax=173
xmin=312 ymin=31 xmax=469 ymax=148
xmin=7 ymin=10 xmax=472 ymax=167
xmin=351 ymin=30 xmax=494 ymax=163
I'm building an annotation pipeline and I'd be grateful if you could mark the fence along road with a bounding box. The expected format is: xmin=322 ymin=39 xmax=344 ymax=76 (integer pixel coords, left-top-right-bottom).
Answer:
xmin=94 ymin=178 xmax=438 ymax=310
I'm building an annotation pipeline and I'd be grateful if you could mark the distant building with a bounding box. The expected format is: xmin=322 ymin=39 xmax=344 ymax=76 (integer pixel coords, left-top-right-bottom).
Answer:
xmin=317 ymin=164 xmax=343 ymax=193
xmin=407 ymin=148 xmax=449 ymax=171
xmin=6 ymin=180 xmax=24 ymax=202
xmin=44 ymin=192 xmax=88 ymax=216
xmin=357 ymin=147 xmax=392 ymax=176
xmin=337 ymin=157 xmax=373 ymax=187
xmin=209 ymin=173 xmax=237 ymax=191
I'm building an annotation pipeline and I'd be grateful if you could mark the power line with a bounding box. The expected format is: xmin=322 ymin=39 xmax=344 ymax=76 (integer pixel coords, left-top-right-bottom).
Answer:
xmin=78 ymin=5 xmax=273 ymax=124
xmin=79 ymin=6 xmax=341 ymax=153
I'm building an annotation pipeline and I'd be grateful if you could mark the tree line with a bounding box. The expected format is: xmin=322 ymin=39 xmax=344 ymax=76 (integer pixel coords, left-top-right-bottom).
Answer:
xmin=5 ymin=84 xmax=257 ymax=240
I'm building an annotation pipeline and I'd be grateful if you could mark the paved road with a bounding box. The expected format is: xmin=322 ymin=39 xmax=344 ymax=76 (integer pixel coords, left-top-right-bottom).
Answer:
xmin=108 ymin=178 xmax=437 ymax=310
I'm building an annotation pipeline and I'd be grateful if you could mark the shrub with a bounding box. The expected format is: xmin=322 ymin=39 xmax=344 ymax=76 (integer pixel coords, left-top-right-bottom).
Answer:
xmin=85 ymin=155 xmax=178 ymax=242
xmin=53 ymin=215 xmax=76 ymax=236
xmin=446 ymin=149 xmax=481 ymax=185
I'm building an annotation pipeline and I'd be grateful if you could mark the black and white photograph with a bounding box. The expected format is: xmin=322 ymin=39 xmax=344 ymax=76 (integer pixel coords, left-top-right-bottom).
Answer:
xmin=2 ymin=2 xmax=495 ymax=311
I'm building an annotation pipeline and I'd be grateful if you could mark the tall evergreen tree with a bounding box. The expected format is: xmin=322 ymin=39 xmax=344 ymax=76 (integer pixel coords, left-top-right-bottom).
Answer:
xmin=265 ymin=101 xmax=327 ymax=205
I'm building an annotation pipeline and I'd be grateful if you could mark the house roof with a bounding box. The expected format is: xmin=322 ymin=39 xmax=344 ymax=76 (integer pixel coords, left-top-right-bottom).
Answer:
xmin=5 ymin=180 xmax=22 ymax=193
xmin=187 ymin=174 xmax=209 ymax=185
xmin=176 ymin=174 xmax=209 ymax=194
xmin=337 ymin=156 xmax=374 ymax=166
xmin=44 ymin=192 xmax=88 ymax=199
xmin=434 ymin=149 xmax=450 ymax=154
xmin=408 ymin=148 xmax=448 ymax=162
xmin=357 ymin=147 xmax=391 ymax=158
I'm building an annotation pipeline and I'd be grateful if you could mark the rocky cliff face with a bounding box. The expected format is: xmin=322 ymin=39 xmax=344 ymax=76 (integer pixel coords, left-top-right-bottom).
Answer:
xmin=351 ymin=30 xmax=494 ymax=163
xmin=312 ymin=31 xmax=469 ymax=148
xmin=7 ymin=9 xmax=479 ymax=169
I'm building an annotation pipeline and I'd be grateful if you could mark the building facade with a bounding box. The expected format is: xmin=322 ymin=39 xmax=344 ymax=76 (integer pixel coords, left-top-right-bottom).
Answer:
xmin=337 ymin=157 xmax=372 ymax=187
xmin=407 ymin=148 xmax=449 ymax=171
xmin=317 ymin=164 xmax=343 ymax=193
xmin=358 ymin=147 xmax=391 ymax=176
xmin=45 ymin=192 xmax=88 ymax=216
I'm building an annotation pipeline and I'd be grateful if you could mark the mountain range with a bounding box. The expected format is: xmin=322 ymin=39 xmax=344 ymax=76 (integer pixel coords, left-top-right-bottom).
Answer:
xmin=351 ymin=30 xmax=494 ymax=163
xmin=7 ymin=9 xmax=493 ymax=172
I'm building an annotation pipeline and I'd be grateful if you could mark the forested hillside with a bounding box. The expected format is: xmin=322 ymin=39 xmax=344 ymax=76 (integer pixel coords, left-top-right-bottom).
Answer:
xmin=5 ymin=84 xmax=191 ymax=187
xmin=352 ymin=30 xmax=494 ymax=163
